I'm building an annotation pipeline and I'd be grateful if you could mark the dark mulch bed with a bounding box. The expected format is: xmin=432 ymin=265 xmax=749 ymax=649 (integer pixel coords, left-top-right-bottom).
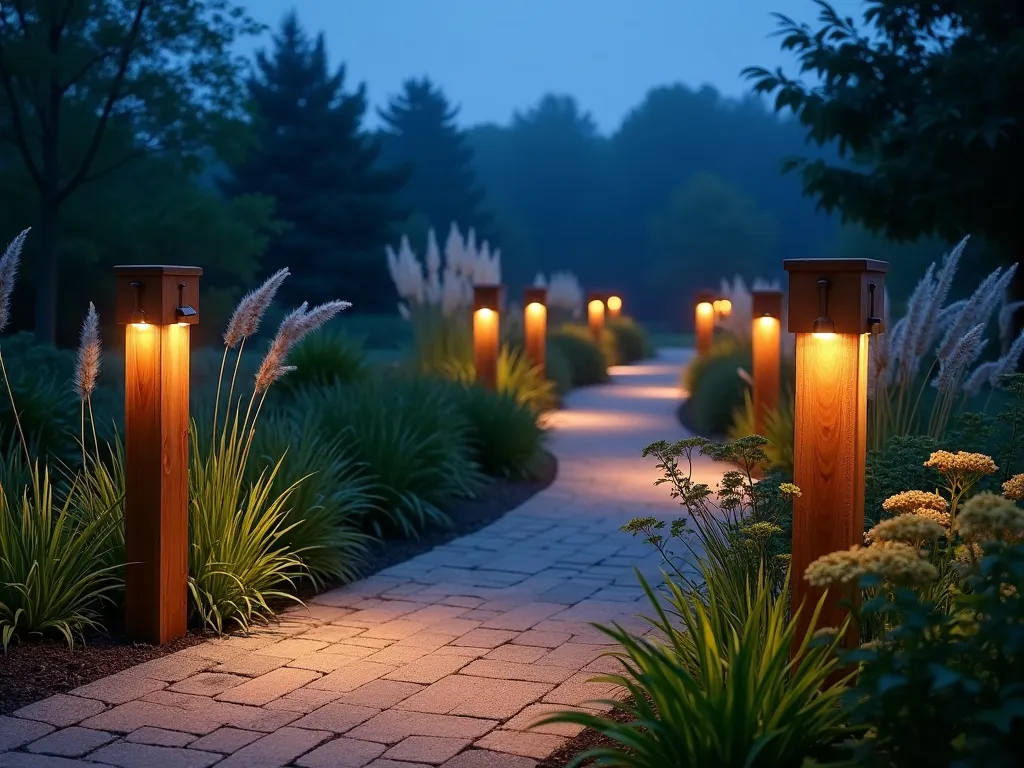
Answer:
xmin=0 ymin=451 xmax=557 ymax=716
xmin=538 ymin=698 xmax=636 ymax=768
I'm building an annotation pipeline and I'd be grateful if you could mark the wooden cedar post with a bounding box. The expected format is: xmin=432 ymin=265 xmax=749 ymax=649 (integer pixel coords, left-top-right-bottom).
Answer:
xmin=523 ymin=286 xmax=547 ymax=378
xmin=694 ymin=289 xmax=715 ymax=358
xmin=114 ymin=265 xmax=201 ymax=645
xmin=473 ymin=284 xmax=501 ymax=391
xmin=751 ymin=290 xmax=783 ymax=436
xmin=784 ymin=258 xmax=887 ymax=650
xmin=587 ymin=291 xmax=606 ymax=343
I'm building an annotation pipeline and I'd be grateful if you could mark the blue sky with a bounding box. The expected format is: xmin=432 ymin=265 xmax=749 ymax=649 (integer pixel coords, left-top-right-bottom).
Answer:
xmin=238 ymin=0 xmax=864 ymax=133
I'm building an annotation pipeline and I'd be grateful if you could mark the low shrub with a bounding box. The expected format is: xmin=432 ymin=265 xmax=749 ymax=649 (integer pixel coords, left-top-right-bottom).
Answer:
xmin=302 ymin=376 xmax=484 ymax=538
xmin=729 ymin=389 xmax=796 ymax=474
xmin=440 ymin=344 xmax=557 ymax=413
xmin=607 ymin=316 xmax=653 ymax=364
xmin=686 ymin=343 xmax=751 ymax=436
xmin=549 ymin=326 xmax=609 ymax=387
xmin=545 ymin=344 xmax=574 ymax=397
xmin=248 ymin=413 xmax=375 ymax=586
xmin=0 ymin=464 xmax=122 ymax=649
xmin=454 ymin=385 xmax=546 ymax=480
xmin=274 ymin=330 xmax=367 ymax=395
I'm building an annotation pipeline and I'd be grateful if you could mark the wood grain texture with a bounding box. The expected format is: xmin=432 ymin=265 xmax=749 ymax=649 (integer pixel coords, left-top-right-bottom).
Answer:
xmin=791 ymin=333 xmax=868 ymax=650
xmin=524 ymin=304 xmax=546 ymax=378
xmin=752 ymin=316 xmax=781 ymax=436
xmin=695 ymin=305 xmax=714 ymax=358
xmin=124 ymin=323 xmax=190 ymax=644
xmin=473 ymin=309 xmax=499 ymax=391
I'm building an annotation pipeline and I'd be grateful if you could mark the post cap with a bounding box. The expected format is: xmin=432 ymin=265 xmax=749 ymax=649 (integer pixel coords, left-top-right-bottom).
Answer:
xmin=113 ymin=265 xmax=203 ymax=325
xmin=783 ymin=258 xmax=887 ymax=335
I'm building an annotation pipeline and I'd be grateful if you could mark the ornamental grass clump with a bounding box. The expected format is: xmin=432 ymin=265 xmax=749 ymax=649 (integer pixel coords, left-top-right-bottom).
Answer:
xmin=868 ymin=236 xmax=1024 ymax=448
xmin=540 ymin=437 xmax=846 ymax=766
xmin=190 ymin=269 xmax=353 ymax=632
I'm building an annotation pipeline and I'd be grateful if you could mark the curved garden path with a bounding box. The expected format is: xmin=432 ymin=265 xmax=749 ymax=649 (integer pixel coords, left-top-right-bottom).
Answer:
xmin=0 ymin=348 xmax=721 ymax=768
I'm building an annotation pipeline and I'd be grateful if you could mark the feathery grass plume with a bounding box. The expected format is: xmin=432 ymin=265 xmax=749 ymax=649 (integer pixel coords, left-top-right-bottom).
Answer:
xmin=895 ymin=263 xmax=935 ymax=385
xmin=999 ymin=300 xmax=1024 ymax=349
xmin=254 ymin=303 xmax=309 ymax=394
xmin=223 ymin=268 xmax=290 ymax=348
xmin=936 ymin=268 xmax=1005 ymax=360
xmin=934 ymin=323 xmax=987 ymax=393
xmin=74 ymin=303 xmax=101 ymax=402
xmin=915 ymin=236 xmax=967 ymax=358
xmin=964 ymin=361 xmax=1000 ymax=398
xmin=0 ymin=227 xmax=31 ymax=463
xmin=0 ymin=228 xmax=30 ymax=333
xmin=988 ymin=328 xmax=1024 ymax=388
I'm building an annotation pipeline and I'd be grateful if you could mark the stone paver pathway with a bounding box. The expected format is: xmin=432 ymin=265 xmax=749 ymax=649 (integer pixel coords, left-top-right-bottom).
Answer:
xmin=1 ymin=348 xmax=720 ymax=768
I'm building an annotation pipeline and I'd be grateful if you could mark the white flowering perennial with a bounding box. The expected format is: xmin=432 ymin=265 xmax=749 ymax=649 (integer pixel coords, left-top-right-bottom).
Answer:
xmin=535 ymin=271 xmax=584 ymax=319
xmin=386 ymin=222 xmax=502 ymax=319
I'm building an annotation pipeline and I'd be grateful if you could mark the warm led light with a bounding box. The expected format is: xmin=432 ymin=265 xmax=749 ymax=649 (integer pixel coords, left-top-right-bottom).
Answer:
xmin=696 ymin=301 xmax=714 ymax=316
xmin=712 ymin=300 xmax=722 ymax=312
xmin=131 ymin=322 xmax=150 ymax=330
xmin=719 ymin=299 xmax=732 ymax=315
xmin=757 ymin=315 xmax=776 ymax=327
xmin=607 ymin=295 xmax=622 ymax=312
xmin=812 ymin=332 xmax=836 ymax=340
xmin=475 ymin=307 xmax=494 ymax=320
xmin=588 ymin=299 xmax=604 ymax=313
xmin=526 ymin=302 xmax=544 ymax=314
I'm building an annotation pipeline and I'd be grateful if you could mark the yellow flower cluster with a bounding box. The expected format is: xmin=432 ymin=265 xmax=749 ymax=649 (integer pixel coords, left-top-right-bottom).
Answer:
xmin=779 ymin=482 xmax=802 ymax=499
xmin=805 ymin=542 xmax=938 ymax=588
xmin=956 ymin=492 xmax=1024 ymax=541
xmin=923 ymin=451 xmax=998 ymax=477
xmin=741 ymin=521 xmax=784 ymax=542
xmin=882 ymin=490 xmax=948 ymax=515
xmin=1003 ymin=473 xmax=1024 ymax=501
xmin=866 ymin=514 xmax=946 ymax=544
xmin=908 ymin=508 xmax=952 ymax=529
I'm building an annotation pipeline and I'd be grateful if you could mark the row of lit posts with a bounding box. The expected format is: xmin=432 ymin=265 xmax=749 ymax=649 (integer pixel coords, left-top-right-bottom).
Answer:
xmin=692 ymin=260 xmax=887 ymax=647
xmin=473 ymin=286 xmax=623 ymax=389
xmin=111 ymin=258 xmax=882 ymax=648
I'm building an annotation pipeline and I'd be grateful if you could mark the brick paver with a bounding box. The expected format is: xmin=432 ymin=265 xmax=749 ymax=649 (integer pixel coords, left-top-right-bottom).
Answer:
xmin=1 ymin=351 xmax=707 ymax=766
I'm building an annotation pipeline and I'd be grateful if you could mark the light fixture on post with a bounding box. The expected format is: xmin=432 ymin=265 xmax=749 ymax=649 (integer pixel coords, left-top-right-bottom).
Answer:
xmin=473 ymin=284 xmax=501 ymax=391
xmin=114 ymin=265 xmax=202 ymax=645
xmin=751 ymin=290 xmax=783 ymax=436
xmin=523 ymin=286 xmax=547 ymax=377
xmin=695 ymin=289 xmax=715 ymax=358
xmin=784 ymin=258 xmax=887 ymax=651
xmin=606 ymin=294 xmax=623 ymax=320
xmin=587 ymin=291 xmax=606 ymax=343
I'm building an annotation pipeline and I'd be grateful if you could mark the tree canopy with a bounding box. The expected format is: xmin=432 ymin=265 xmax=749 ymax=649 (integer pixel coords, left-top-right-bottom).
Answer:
xmin=744 ymin=0 xmax=1024 ymax=268
xmin=379 ymin=77 xmax=490 ymax=241
xmin=222 ymin=12 xmax=409 ymax=312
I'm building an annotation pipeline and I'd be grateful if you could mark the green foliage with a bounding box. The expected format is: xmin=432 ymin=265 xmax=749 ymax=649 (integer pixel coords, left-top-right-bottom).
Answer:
xmin=540 ymin=571 xmax=847 ymax=767
xmin=455 ymin=386 xmax=546 ymax=480
xmin=0 ymin=465 xmax=122 ymax=649
xmin=67 ymin=436 xmax=126 ymax=577
xmin=378 ymin=77 xmax=492 ymax=238
xmin=541 ymin=437 xmax=841 ymax=766
xmin=247 ymin=413 xmax=374 ymax=587
xmin=274 ymin=330 xmax=368 ymax=396
xmin=649 ymin=172 xmax=781 ymax=293
xmin=744 ymin=2 xmax=1023 ymax=265
xmin=549 ymin=326 xmax=609 ymax=387
xmin=188 ymin=427 xmax=307 ymax=633
xmin=866 ymin=435 xmax=943 ymax=528
xmin=223 ymin=12 xmax=410 ymax=313
xmin=302 ymin=376 xmax=483 ymax=539
xmin=838 ymin=542 xmax=1024 ymax=766
xmin=607 ymin=316 xmax=653 ymax=364
xmin=545 ymin=344 xmax=574 ymax=397
xmin=441 ymin=344 xmax=557 ymax=414
xmin=685 ymin=341 xmax=752 ymax=436
xmin=729 ymin=389 xmax=795 ymax=475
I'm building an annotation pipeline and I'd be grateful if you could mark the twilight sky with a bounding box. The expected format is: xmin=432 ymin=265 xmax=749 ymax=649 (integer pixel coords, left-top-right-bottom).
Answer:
xmin=237 ymin=0 xmax=864 ymax=133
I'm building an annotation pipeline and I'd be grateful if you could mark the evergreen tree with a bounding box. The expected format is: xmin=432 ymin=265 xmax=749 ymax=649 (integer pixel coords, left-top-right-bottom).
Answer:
xmin=379 ymin=78 xmax=490 ymax=239
xmin=224 ymin=12 xmax=409 ymax=311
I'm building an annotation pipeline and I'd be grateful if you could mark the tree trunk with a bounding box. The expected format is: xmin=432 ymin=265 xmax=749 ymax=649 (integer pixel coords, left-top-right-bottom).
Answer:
xmin=33 ymin=192 xmax=59 ymax=345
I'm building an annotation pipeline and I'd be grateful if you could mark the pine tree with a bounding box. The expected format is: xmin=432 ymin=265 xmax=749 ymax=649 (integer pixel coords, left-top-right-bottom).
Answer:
xmin=224 ymin=12 xmax=409 ymax=311
xmin=379 ymin=78 xmax=490 ymax=239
